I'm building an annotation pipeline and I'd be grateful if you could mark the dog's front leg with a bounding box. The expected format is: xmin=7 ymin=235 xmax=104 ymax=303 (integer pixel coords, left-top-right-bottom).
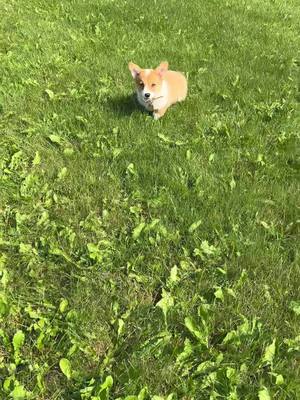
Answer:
xmin=153 ymin=106 xmax=168 ymax=120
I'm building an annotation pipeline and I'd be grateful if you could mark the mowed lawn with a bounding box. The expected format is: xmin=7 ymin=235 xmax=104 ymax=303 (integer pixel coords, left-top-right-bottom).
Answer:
xmin=0 ymin=0 xmax=299 ymax=399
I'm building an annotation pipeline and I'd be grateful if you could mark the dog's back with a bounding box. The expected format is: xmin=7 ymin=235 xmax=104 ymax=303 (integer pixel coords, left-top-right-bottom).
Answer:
xmin=165 ymin=71 xmax=188 ymax=105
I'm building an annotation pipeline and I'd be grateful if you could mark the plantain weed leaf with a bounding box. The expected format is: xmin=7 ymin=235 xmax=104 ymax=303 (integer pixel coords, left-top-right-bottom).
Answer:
xmin=4 ymin=376 xmax=13 ymax=392
xmin=132 ymin=222 xmax=146 ymax=239
xmin=166 ymin=395 xmax=175 ymax=400
xmin=196 ymin=360 xmax=215 ymax=374
xmin=238 ymin=316 xmax=251 ymax=335
xmin=214 ymin=287 xmax=224 ymax=302
xmin=13 ymin=330 xmax=25 ymax=353
xmin=59 ymin=299 xmax=68 ymax=313
xmin=222 ymin=330 xmax=238 ymax=345
xmin=64 ymin=147 xmax=74 ymax=156
xmin=127 ymin=163 xmax=136 ymax=175
xmin=188 ymin=219 xmax=202 ymax=233
xmin=260 ymin=220 xmax=270 ymax=230
xmin=185 ymin=317 xmax=202 ymax=339
xmin=32 ymin=151 xmax=41 ymax=165
xmin=169 ymin=265 xmax=179 ymax=284
xmin=200 ymin=240 xmax=218 ymax=256
xmin=176 ymin=338 xmax=193 ymax=364
xmin=117 ymin=318 xmax=125 ymax=337
xmin=48 ymin=134 xmax=63 ymax=145
xmin=10 ymin=384 xmax=28 ymax=400
xmin=236 ymin=269 xmax=248 ymax=288
xmin=227 ymin=389 xmax=238 ymax=400
xmin=262 ymin=339 xmax=276 ymax=366
xmin=19 ymin=243 xmax=33 ymax=254
xmin=0 ymin=296 xmax=9 ymax=316
xmin=200 ymin=371 xmax=217 ymax=389
xmin=289 ymin=300 xmax=300 ymax=315
xmin=185 ymin=317 xmax=208 ymax=346
xmin=45 ymin=88 xmax=55 ymax=100
xmin=58 ymin=167 xmax=67 ymax=180
xmin=59 ymin=358 xmax=72 ymax=379
xmin=284 ymin=334 xmax=300 ymax=353
xmin=226 ymin=367 xmax=239 ymax=385
xmin=230 ymin=177 xmax=236 ymax=190
xmin=137 ymin=387 xmax=148 ymax=400
xmin=198 ymin=303 xmax=211 ymax=324
xmin=156 ymin=289 xmax=174 ymax=320
xmin=158 ymin=133 xmax=171 ymax=143
xmin=258 ymin=387 xmax=271 ymax=400
xmin=275 ymin=374 xmax=284 ymax=385
xmin=100 ymin=375 xmax=113 ymax=392
xmin=226 ymin=288 xmax=236 ymax=298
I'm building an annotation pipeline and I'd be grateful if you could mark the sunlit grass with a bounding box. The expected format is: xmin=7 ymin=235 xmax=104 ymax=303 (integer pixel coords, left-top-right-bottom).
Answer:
xmin=0 ymin=0 xmax=299 ymax=399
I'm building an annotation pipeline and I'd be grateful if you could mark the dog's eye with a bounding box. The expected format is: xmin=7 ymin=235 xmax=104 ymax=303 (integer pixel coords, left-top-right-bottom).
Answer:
xmin=139 ymin=81 xmax=144 ymax=87
xmin=151 ymin=83 xmax=156 ymax=88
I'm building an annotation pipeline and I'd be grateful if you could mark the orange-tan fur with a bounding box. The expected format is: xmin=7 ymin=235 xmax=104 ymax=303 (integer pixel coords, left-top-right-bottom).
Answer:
xmin=128 ymin=61 xmax=187 ymax=119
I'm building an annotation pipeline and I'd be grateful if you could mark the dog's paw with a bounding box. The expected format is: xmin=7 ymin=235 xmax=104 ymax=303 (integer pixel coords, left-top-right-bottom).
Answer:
xmin=153 ymin=112 xmax=160 ymax=120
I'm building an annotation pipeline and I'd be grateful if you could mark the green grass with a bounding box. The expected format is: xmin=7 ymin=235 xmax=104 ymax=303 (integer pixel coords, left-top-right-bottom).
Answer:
xmin=0 ymin=0 xmax=300 ymax=398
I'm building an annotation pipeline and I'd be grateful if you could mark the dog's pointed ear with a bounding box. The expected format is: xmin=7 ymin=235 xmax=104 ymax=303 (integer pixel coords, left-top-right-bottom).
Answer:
xmin=128 ymin=62 xmax=141 ymax=79
xmin=156 ymin=61 xmax=169 ymax=77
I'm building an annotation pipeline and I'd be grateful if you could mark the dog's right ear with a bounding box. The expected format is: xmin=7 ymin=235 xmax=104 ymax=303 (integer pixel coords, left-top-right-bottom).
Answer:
xmin=156 ymin=61 xmax=169 ymax=77
xmin=128 ymin=62 xmax=141 ymax=79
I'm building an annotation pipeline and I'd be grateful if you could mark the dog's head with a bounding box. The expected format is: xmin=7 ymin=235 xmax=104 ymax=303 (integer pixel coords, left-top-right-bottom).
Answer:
xmin=128 ymin=61 xmax=168 ymax=104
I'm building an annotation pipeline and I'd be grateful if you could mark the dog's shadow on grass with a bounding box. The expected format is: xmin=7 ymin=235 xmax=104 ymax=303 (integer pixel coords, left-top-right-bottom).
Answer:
xmin=107 ymin=94 xmax=147 ymax=117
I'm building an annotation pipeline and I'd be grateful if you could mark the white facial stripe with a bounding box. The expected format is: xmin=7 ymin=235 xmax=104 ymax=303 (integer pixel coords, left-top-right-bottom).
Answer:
xmin=140 ymin=70 xmax=153 ymax=97
xmin=142 ymin=88 xmax=153 ymax=97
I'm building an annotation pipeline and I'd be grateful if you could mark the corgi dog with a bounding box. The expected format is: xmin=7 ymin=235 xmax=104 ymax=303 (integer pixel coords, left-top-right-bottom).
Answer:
xmin=128 ymin=61 xmax=187 ymax=119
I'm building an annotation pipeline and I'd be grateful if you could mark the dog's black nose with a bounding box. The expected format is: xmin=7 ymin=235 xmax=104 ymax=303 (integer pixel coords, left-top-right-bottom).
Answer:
xmin=144 ymin=93 xmax=150 ymax=98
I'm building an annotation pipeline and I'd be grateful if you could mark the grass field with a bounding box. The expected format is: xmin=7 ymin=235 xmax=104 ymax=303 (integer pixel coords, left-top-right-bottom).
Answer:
xmin=0 ymin=0 xmax=300 ymax=398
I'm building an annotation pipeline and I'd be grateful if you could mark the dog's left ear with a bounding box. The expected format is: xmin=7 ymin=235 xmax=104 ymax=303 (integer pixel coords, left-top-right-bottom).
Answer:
xmin=156 ymin=61 xmax=169 ymax=77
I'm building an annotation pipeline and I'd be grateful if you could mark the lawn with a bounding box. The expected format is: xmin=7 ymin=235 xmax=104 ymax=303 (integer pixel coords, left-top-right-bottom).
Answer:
xmin=0 ymin=0 xmax=299 ymax=399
